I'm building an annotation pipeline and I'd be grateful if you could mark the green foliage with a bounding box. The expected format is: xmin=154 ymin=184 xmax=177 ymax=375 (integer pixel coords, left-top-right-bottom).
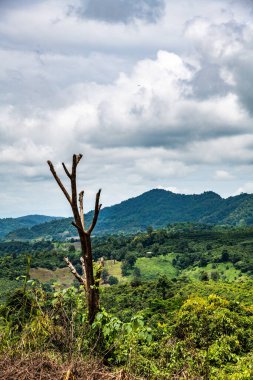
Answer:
xmin=156 ymin=275 xmax=173 ymax=300
xmin=1 ymin=272 xmax=253 ymax=378
xmin=101 ymin=268 xmax=109 ymax=283
xmin=2 ymin=225 xmax=253 ymax=378
xmin=108 ymin=275 xmax=119 ymax=285
xmin=0 ymin=215 xmax=59 ymax=238
xmin=210 ymin=271 xmax=220 ymax=281
xmin=5 ymin=190 xmax=253 ymax=240
xmin=175 ymin=295 xmax=253 ymax=352
xmin=0 ymin=240 xmax=78 ymax=283
xmin=199 ymin=271 xmax=209 ymax=281
xmin=121 ymin=253 xmax=137 ymax=276
xmin=121 ymin=261 xmax=131 ymax=276
xmin=4 ymin=225 xmax=253 ymax=289
xmin=68 ymin=244 xmax=76 ymax=252
xmin=135 ymin=254 xmax=177 ymax=280
xmin=93 ymin=309 xmax=152 ymax=368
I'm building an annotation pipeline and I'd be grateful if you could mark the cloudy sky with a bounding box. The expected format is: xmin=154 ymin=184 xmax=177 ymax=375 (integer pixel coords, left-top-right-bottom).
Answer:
xmin=1 ymin=0 xmax=253 ymax=217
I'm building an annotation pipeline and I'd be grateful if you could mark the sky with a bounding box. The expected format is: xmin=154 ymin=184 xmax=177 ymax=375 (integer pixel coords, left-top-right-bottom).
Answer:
xmin=1 ymin=0 xmax=253 ymax=217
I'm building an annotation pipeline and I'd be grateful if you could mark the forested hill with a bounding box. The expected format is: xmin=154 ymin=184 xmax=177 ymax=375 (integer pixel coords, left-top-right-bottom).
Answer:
xmin=0 ymin=215 xmax=60 ymax=238
xmin=4 ymin=189 xmax=253 ymax=239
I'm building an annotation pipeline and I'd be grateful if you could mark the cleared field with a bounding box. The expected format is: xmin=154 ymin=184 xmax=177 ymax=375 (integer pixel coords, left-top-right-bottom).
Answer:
xmin=104 ymin=260 xmax=124 ymax=280
xmin=30 ymin=260 xmax=125 ymax=286
xmin=30 ymin=267 xmax=73 ymax=286
xmin=30 ymin=255 xmax=179 ymax=286
xmin=183 ymin=262 xmax=242 ymax=282
xmin=32 ymin=255 xmax=242 ymax=286
xmin=135 ymin=254 xmax=178 ymax=280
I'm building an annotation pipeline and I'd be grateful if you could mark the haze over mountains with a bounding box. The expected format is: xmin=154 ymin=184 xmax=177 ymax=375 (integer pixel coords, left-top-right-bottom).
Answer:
xmin=2 ymin=189 xmax=253 ymax=240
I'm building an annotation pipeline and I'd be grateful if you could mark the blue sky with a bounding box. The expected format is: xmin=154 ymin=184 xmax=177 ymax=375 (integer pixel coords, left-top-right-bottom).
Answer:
xmin=1 ymin=0 xmax=253 ymax=216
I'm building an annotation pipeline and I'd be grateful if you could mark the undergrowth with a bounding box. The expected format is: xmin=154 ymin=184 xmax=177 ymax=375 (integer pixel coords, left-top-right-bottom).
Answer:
xmin=1 ymin=275 xmax=253 ymax=380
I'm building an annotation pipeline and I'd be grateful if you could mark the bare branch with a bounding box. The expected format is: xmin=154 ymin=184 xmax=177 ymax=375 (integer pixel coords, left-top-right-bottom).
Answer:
xmin=79 ymin=190 xmax=85 ymax=229
xmin=76 ymin=154 xmax=83 ymax=165
xmin=87 ymin=189 xmax=102 ymax=235
xmin=64 ymin=257 xmax=85 ymax=285
xmin=62 ymin=162 xmax=71 ymax=179
xmin=70 ymin=155 xmax=80 ymax=221
xmin=71 ymin=221 xmax=83 ymax=233
xmin=72 ymin=154 xmax=83 ymax=176
xmin=47 ymin=160 xmax=72 ymax=205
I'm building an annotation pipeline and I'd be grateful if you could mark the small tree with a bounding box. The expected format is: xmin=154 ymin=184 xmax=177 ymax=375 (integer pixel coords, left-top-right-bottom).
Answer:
xmin=108 ymin=275 xmax=119 ymax=285
xmin=221 ymin=249 xmax=229 ymax=262
xmin=47 ymin=154 xmax=102 ymax=324
xmin=199 ymin=271 xmax=209 ymax=281
xmin=210 ymin=271 xmax=220 ymax=281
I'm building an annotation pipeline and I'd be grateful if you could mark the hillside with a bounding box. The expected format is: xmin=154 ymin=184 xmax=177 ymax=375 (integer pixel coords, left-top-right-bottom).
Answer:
xmin=0 ymin=215 xmax=60 ymax=238
xmin=4 ymin=189 xmax=253 ymax=240
xmin=1 ymin=225 xmax=253 ymax=379
xmin=2 ymin=224 xmax=253 ymax=293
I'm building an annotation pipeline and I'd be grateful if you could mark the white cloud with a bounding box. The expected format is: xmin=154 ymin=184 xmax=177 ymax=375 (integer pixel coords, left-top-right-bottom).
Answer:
xmin=235 ymin=182 xmax=253 ymax=195
xmin=1 ymin=0 xmax=253 ymax=216
xmin=157 ymin=185 xmax=191 ymax=194
xmin=135 ymin=158 xmax=194 ymax=178
xmin=214 ymin=170 xmax=234 ymax=180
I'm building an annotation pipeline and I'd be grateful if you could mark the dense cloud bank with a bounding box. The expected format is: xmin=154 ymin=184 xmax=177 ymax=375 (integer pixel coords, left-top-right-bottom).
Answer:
xmin=0 ymin=0 xmax=253 ymax=216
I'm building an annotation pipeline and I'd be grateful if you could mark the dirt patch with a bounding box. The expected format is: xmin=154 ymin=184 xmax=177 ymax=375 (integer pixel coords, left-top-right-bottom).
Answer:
xmin=0 ymin=354 xmax=136 ymax=380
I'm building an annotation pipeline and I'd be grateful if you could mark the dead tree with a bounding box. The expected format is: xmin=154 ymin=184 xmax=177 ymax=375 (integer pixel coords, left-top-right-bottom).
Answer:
xmin=47 ymin=154 xmax=102 ymax=324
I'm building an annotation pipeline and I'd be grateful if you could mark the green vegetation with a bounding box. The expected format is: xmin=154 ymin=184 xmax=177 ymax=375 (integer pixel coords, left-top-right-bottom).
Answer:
xmin=135 ymin=254 xmax=177 ymax=280
xmin=1 ymin=275 xmax=253 ymax=379
xmin=4 ymin=190 xmax=253 ymax=240
xmin=0 ymin=214 xmax=59 ymax=238
xmin=1 ymin=224 xmax=253 ymax=378
xmin=104 ymin=260 xmax=124 ymax=281
xmin=2 ymin=223 xmax=253 ymax=289
xmin=183 ymin=262 xmax=241 ymax=281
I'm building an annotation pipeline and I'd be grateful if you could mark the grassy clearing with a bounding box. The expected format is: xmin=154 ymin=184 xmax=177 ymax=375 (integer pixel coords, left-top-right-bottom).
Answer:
xmin=30 ymin=261 xmax=125 ymax=286
xmin=30 ymin=255 xmax=179 ymax=285
xmin=135 ymin=254 xmax=178 ymax=280
xmin=183 ymin=262 xmax=241 ymax=282
xmin=30 ymin=257 xmax=241 ymax=286
xmin=104 ymin=260 xmax=125 ymax=281
xmin=30 ymin=267 xmax=73 ymax=286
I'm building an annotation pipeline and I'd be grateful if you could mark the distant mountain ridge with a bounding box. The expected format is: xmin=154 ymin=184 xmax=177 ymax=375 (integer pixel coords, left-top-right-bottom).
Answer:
xmin=0 ymin=215 xmax=61 ymax=238
xmin=3 ymin=189 xmax=253 ymax=240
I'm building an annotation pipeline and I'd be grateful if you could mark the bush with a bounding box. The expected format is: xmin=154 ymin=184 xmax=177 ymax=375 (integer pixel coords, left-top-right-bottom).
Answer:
xmin=108 ymin=276 xmax=119 ymax=285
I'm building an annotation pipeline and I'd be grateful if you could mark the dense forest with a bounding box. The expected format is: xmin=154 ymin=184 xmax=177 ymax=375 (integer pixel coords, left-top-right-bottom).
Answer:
xmin=1 ymin=223 xmax=253 ymax=379
xmin=0 ymin=215 xmax=60 ymax=238
xmin=4 ymin=190 xmax=253 ymax=240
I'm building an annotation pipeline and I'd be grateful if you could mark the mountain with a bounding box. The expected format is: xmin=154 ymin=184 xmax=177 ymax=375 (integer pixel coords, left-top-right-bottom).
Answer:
xmin=4 ymin=189 xmax=253 ymax=240
xmin=0 ymin=215 xmax=61 ymax=238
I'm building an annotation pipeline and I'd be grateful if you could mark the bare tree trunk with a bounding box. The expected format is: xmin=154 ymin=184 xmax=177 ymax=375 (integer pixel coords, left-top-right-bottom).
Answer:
xmin=47 ymin=154 xmax=102 ymax=324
